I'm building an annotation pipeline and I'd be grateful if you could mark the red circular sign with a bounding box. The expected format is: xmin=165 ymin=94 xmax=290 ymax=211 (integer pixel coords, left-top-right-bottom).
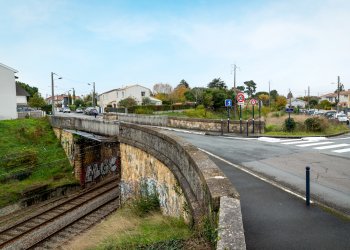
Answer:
xmin=250 ymin=99 xmax=257 ymax=105
xmin=236 ymin=92 xmax=245 ymax=103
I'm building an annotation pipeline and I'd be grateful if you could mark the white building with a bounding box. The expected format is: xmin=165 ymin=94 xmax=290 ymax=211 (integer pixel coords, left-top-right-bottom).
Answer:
xmin=99 ymin=84 xmax=160 ymax=111
xmin=0 ymin=63 xmax=18 ymax=120
xmin=286 ymin=98 xmax=306 ymax=108
xmin=16 ymin=82 xmax=30 ymax=108
xmin=320 ymin=91 xmax=350 ymax=108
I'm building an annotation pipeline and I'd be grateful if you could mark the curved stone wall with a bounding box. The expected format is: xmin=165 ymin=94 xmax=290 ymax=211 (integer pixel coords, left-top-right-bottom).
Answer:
xmin=49 ymin=116 xmax=246 ymax=249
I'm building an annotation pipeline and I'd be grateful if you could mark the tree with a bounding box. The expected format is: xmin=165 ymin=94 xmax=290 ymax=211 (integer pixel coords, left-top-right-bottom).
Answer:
xmin=142 ymin=97 xmax=152 ymax=105
xmin=319 ymin=100 xmax=331 ymax=110
xmin=258 ymin=94 xmax=270 ymax=106
xmin=177 ymin=79 xmax=189 ymax=89
xmin=243 ymin=80 xmax=257 ymax=98
xmin=208 ymin=78 xmax=227 ymax=89
xmin=28 ymin=92 xmax=46 ymax=108
xmin=153 ymin=83 xmax=172 ymax=94
xmin=74 ymin=99 xmax=85 ymax=107
xmin=170 ymin=85 xmax=189 ymax=103
xmin=118 ymin=97 xmax=137 ymax=108
xmin=309 ymin=98 xmax=318 ymax=108
xmin=236 ymin=85 xmax=245 ymax=92
xmin=202 ymin=92 xmax=213 ymax=110
xmin=270 ymin=90 xmax=279 ymax=102
xmin=208 ymin=88 xmax=228 ymax=110
xmin=275 ymin=96 xmax=287 ymax=110
xmin=16 ymin=81 xmax=38 ymax=97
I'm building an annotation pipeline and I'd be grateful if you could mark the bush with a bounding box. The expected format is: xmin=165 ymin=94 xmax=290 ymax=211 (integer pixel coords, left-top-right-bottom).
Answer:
xmin=304 ymin=117 xmax=328 ymax=132
xmin=284 ymin=118 xmax=296 ymax=132
xmin=132 ymin=182 xmax=160 ymax=217
xmin=135 ymin=107 xmax=154 ymax=115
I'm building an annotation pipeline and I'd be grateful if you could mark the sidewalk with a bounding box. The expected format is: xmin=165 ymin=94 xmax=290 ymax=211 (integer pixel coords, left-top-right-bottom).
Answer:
xmin=210 ymin=157 xmax=350 ymax=249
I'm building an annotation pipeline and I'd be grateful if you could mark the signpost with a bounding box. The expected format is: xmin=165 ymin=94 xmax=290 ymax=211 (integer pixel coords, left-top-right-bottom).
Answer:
xmin=286 ymin=107 xmax=294 ymax=122
xmin=236 ymin=93 xmax=245 ymax=134
xmin=225 ymin=99 xmax=232 ymax=133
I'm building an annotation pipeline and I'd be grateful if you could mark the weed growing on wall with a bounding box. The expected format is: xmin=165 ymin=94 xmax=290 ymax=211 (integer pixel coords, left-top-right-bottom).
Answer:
xmin=132 ymin=181 xmax=160 ymax=217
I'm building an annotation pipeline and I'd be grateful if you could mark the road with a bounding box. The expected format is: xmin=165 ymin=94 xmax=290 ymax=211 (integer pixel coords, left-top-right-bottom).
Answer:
xmin=169 ymin=131 xmax=350 ymax=215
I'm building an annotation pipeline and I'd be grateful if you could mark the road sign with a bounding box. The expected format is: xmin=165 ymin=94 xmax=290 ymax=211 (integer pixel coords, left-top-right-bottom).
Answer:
xmin=236 ymin=92 xmax=245 ymax=104
xmin=286 ymin=107 xmax=294 ymax=113
xmin=250 ymin=99 xmax=257 ymax=105
xmin=225 ymin=99 xmax=232 ymax=107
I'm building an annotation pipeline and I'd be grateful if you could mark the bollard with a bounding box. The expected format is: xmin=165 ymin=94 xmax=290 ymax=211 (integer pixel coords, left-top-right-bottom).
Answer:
xmin=246 ymin=120 xmax=249 ymax=137
xmin=227 ymin=118 xmax=230 ymax=133
xmin=306 ymin=166 xmax=310 ymax=206
xmin=252 ymin=118 xmax=255 ymax=134
xmin=221 ymin=119 xmax=224 ymax=135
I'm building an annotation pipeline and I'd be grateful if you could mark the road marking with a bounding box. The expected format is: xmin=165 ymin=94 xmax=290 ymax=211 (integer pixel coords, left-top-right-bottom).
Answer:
xmin=314 ymin=144 xmax=349 ymax=150
xmin=332 ymin=148 xmax=350 ymax=153
xmin=282 ymin=140 xmax=315 ymax=145
xmin=278 ymin=139 xmax=303 ymax=143
xmin=224 ymin=137 xmax=255 ymax=140
xmin=198 ymin=148 xmax=313 ymax=203
xmin=296 ymin=142 xmax=334 ymax=147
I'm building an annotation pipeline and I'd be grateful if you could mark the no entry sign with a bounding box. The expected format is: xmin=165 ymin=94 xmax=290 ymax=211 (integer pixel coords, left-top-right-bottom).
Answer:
xmin=250 ymin=99 xmax=257 ymax=105
xmin=236 ymin=92 xmax=245 ymax=105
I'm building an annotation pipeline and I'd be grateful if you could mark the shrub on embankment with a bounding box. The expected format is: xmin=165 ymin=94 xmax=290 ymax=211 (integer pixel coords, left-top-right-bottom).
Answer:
xmin=0 ymin=117 xmax=77 ymax=208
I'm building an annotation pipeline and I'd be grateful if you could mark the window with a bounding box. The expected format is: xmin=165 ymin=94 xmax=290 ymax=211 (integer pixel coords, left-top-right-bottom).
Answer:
xmin=141 ymin=91 xmax=145 ymax=97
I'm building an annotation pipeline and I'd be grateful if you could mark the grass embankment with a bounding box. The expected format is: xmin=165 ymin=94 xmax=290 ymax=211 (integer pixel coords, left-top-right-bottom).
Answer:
xmin=0 ymin=117 xmax=76 ymax=208
xmin=265 ymin=114 xmax=350 ymax=136
xmin=65 ymin=207 xmax=211 ymax=250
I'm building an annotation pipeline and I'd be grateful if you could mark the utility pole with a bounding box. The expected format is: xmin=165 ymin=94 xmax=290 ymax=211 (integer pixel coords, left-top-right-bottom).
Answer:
xmin=268 ymin=81 xmax=271 ymax=109
xmin=51 ymin=72 xmax=54 ymax=115
xmin=308 ymin=86 xmax=310 ymax=110
xmin=93 ymin=82 xmax=96 ymax=107
xmin=337 ymin=76 xmax=340 ymax=113
xmin=231 ymin=64 xmax=238 ymax=118
xmin=72 ymin=88 xmax=75 ymax=105
xmin=232 ymin=64 xmax=238 ymax=89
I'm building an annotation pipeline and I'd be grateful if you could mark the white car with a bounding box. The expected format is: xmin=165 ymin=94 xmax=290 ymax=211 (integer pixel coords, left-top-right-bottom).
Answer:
xmin=337 ymin=114 xmax=349 ymax=124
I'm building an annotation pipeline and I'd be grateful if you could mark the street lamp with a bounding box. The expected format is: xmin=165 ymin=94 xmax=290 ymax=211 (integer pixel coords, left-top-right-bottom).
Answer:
xmin=88 ymin=82 xmax=96 ymax=107
xmin=51 ymin=72 xmax=62 ymax=115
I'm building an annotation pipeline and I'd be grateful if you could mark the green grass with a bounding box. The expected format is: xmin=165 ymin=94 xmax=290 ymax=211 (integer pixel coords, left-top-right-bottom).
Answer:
xmin=93 ymin=209 xmax=192 ymax=250
xmin=0 ymin=117 xmax=77 ymax=208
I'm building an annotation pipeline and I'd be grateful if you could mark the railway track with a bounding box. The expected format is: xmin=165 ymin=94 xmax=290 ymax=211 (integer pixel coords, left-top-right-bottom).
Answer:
xmin=0 ymin=177 xmax=119 ymax=250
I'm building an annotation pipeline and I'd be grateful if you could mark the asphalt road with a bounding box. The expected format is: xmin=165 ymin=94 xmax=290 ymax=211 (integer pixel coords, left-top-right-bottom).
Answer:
xmin=169 ymin=131 xmax=350 ymax=215
xmin=168 ymin=131 xmax=350 ymax=249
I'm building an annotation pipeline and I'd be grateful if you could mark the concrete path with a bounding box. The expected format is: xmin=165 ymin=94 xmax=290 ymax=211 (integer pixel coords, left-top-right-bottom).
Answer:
xmin=210 ymin=156 xmax=350 ymax=250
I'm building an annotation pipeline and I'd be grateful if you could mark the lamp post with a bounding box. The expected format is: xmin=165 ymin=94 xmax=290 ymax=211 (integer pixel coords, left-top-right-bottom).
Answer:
xmin=88 ymin=82 xmax=96 ymax=107
xmin=51 ymin=72 xmax=62 ymax=115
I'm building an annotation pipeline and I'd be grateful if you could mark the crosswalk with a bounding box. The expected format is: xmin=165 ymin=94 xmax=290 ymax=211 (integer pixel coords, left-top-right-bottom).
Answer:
xmin=258 ymin=137 xmax=350 ymax=154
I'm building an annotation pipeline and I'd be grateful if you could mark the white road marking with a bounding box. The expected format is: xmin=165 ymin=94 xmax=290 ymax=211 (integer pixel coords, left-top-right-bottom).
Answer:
xmin=198 ymin=148 xmax=313 ymax=203
xmin=332 ymin=148 xmax=350 ymax=153
xmin=224 ymin=137 xmax=255 ymax=140
xmin=296 ymin=142 xmax=334 ymax=147
xmin=282 ymin=140 xmax=316 ymax=145
xmin=314 ymin=144 xmax=349 ymax=150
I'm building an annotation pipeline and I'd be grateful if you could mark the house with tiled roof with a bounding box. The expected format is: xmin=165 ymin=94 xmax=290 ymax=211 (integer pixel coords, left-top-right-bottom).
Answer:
xmin=320 ymin=90 xmax=350 ymax=108
xmin=98 ymin=84 xmax=161 ymax=111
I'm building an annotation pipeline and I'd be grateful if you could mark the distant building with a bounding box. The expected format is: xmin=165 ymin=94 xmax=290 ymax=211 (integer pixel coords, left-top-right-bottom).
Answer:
xmin=320 ymin=90 xmax=350 ymax=108
xmin=98 ymin=84 xmax=161 ymax=110
xmin=16 ymin=82 xmax=30 ymax=109
xmin=286 ymin=98 xmax=306 ymax=108
xmin=0 ymin=63 xmax=18 ymax=120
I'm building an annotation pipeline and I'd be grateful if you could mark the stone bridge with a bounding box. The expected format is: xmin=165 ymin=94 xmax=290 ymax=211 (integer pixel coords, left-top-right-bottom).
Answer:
xmin=50 ymin=116 xmax=246 ymax=249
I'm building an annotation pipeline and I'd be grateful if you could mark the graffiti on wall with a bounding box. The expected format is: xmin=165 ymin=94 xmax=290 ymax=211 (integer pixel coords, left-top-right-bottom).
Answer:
xmin=85 ymin=156 xmax=118 ymax=183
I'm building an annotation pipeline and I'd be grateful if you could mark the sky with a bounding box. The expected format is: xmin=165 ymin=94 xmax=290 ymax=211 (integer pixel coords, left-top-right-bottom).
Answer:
xmin=1 ymin=0 xmax=349 ymax=98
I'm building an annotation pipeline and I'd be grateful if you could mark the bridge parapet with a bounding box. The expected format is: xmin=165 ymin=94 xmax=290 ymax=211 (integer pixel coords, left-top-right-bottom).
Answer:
xmin=49 ymin=116 xmax=246 ymax=249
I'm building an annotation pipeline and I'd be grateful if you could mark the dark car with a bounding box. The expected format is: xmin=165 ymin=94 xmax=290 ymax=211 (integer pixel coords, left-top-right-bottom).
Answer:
xmin=84 ymin=107 xmax=97 ymax=115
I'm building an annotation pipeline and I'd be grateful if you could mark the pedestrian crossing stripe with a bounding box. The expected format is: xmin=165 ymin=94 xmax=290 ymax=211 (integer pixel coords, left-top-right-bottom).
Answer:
xmin=314 ymin=144 xmax=349 ymax=150
xmin=333 ymin=148 xmax=350 ymax=153
xmin=296 ymin=142 xmax=333 ymax=147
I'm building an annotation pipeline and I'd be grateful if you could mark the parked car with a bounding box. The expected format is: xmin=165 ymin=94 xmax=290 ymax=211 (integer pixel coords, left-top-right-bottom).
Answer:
xmin=58 ymin=108 xmax=63 ymax=112
xmin=63 ymin=107 xmax=71 ymax=113
xmin=84 ymin=107 xmax=97 ymax=115
xmin=324 ymin=110 xmax=337 ymax=119
xmin=76 ymin=108 xmax=83 ymax=113
xmin=337 ymin=114 xmax=349 ymax=124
